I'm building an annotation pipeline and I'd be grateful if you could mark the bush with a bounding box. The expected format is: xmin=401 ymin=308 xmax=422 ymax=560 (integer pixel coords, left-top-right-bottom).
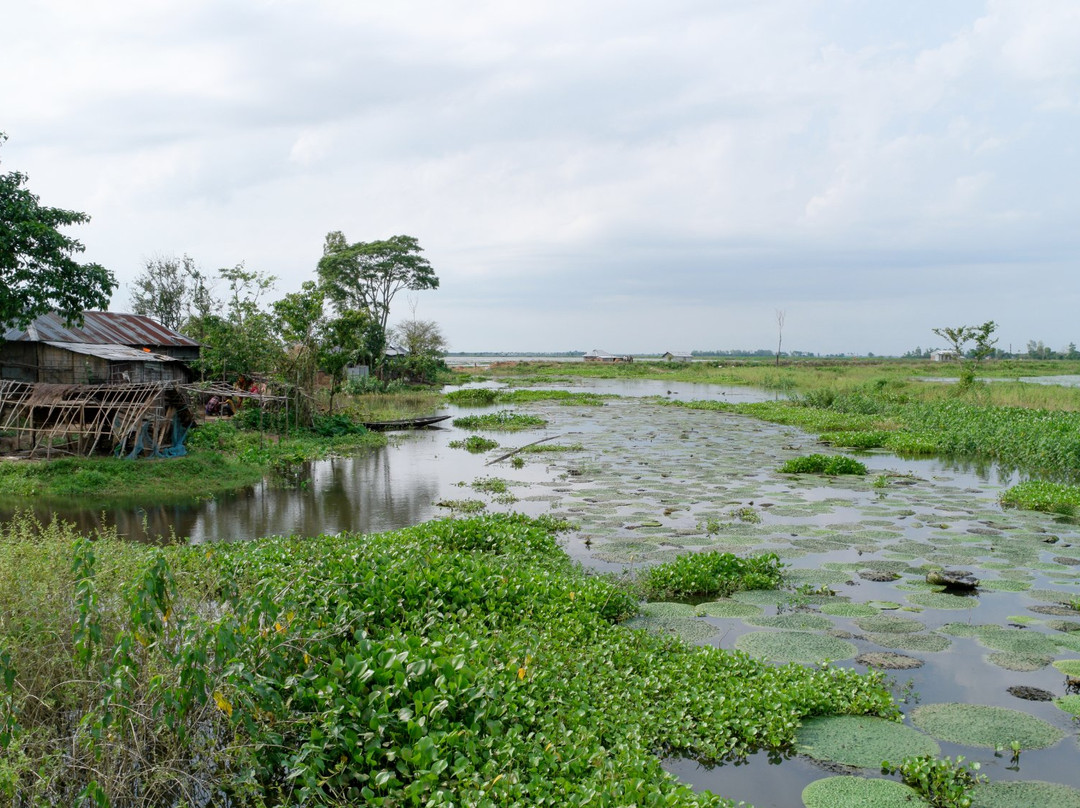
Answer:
xmin=780 ymin=454 xmax=868 ymax=475
xmin=641 ymin=550 xmax=784 ymax=599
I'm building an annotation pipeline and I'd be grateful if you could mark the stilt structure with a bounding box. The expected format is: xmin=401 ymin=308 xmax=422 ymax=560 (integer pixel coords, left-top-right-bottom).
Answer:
xmin=0 ymin=380 xmax=195 ymax=459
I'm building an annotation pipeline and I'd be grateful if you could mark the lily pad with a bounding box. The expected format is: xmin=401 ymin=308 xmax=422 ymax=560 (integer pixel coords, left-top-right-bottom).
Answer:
xmin=640 ymin=602 xmax=698 ymax=618
xmin=821 ymin=602 xmax=880 ymax=618
xmin=1054 ymin=694 xmax=1080 ymax=716
xmin=745 ymin=613 xmax=833 ymax=631
xmin=697 ymin=599 xmax=763 ymax=618
xmin=795 ymin=715 xmax=939 ymax=769
xmin=1053 ymin=659 xmax=1080 ymax=676
xmin=856 ymin=652 xmax=924 ymax=670
xmin=971 ymin=780 xmax=1080 ymax=808
xmin=906 ymin=592 xmax=979 ymax=610
xmin=735 ymin=630 xmax=857 ymax=664
xmin=802 ymin=776 xmax=929 ymax=808
xmin=854 ymin=615 xmax=925 ymax=634
xmin=987 ymin=652 xmax=1052 ymax=672
xmin=911 ymin=703 xmax=1064 ymax=749
xmin=865 ymin=633 xmax=951 ymax=653
xmin=622 ymin=616 xmax=719 ymax=644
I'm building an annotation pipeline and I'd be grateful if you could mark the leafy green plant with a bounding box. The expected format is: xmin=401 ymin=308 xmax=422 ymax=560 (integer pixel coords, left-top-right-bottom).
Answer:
xmin=448 ymin=435 xmax=499 ymax=453
xmin=880 ymin=754 xmax=985 ymax=808
xmin=780 ymin=453 xmax=868 ymax=475
xmin=640 ymin=550 xmax=783 ymax=599
xmin=0 ymin=512 xmax=897 ymax=806
xmin=452 ymin=410 xmax=548 ymax=431
xmin=443 ymin=387 xmax=498 ymax=406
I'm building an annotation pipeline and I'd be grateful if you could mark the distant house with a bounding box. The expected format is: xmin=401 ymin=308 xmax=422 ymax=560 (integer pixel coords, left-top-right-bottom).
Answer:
xmin=0 ymin=311 xmax=200 ymax=384
xmin=930 ymin=349 xmax=960 ymax=362
xmin=583 ymin=349 xmax=633 ymax=363
xmin=662 ymin=351 xmax=693 ymax=362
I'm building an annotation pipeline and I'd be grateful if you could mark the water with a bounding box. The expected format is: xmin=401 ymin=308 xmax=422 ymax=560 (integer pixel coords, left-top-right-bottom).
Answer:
xmin=6 ymin=379 xmax=1080 ymax=805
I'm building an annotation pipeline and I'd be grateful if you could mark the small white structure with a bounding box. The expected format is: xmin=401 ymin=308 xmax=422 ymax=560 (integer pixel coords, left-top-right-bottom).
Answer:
xmin=584 ymin=348 xmax=632 ymax=363
xmin=930 ymin=349 xmax=960 ymax=362
xmin=662 ymin=351 xmax=693 ymax=362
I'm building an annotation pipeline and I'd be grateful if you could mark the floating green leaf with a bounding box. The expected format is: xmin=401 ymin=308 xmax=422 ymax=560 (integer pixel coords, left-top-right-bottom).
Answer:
xmin=795 ymin=715 xmax=939 ymax=769
xmin=802 ymin=776 xmax=929 ymax=808
xmin=911 ymin=703 xmax=1064 ymax=749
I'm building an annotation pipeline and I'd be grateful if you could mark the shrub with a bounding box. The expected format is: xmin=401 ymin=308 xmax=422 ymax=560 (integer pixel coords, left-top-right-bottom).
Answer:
xmin=640 ymin=550 xmax=784 ymax=599
xmin=881 ymin=755 xmax=985 ymax=808
xmin=780 ymin=454 xmax=868 ymax=475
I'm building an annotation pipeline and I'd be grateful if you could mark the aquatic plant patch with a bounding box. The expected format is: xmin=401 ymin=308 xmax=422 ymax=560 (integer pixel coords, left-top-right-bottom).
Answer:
xmin=1001 ymin=480 xmax=1080 ymax=516
xmin=906 ymin=592 xmax=979 ymax=610
xmin=866 ymin=633 xmax=952 ymax=653
xmin=970 ymin=780 xmax=1080 ymax=808
xmin=639 ymin=550 xmax=783 ymax=599
xmin=451 ymin=410 xmax=548 ymax=431
xmin=0 ymin=512 xmax=900 ymax=806
xmin=744 ymin=613 xmax=833 ymax=631
xmin=795 ymin=715 xmax=940 ymax=769
xmin=448 ymin=435 xmax=499 ymax=453
xmin=735 ymin=630 xmax=857 ymax=664
xmin=696 ymin=600 xmax=763 ymax=618
xmin=911 ymin=703 xmax=1064 ymax=749
xmin=855 ymin=615 xmax=926 ymax=634
xmin=856 ymin=652 xmax=923 ymax=670
xmin=822 ymin=603 xmax=880 ymax=618
xmin=1053 ymin=695 xmax=1080 ymax=716
xmin=987 ymin=652 xmax=1053 ymax=672
xmin=779 ymin=453 xmax=868 ymax=475
xmin=802 ymin=776 xmax=930 ymax=808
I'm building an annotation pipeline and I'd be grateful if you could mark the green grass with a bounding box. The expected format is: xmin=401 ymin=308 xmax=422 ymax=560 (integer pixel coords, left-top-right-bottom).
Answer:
xmin=0 ymin=419 xmax=386 ymax=504
xmin=1001 ymin=480 xmax=1080 ymax=516
xmin=0 ymin=513 xmax=897 ymax=806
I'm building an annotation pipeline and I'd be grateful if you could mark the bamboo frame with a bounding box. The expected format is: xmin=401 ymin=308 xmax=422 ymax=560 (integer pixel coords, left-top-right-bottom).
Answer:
xmin=0 ymin=380 xmax=195 ymax=459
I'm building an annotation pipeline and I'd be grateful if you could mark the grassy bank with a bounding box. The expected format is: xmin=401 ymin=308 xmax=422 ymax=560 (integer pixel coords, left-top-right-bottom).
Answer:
xmin=0 ymin=417 xmax=386 ymax=504
xmin=0 ymin=512 xmax=894 ymax=806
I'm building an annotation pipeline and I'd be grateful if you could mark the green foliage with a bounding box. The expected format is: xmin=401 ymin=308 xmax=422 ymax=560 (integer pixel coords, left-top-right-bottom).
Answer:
xmin=0 ymin=133 xmax=116 ymax=330
xmin=881 ymin=755 xmax=985 ymax=808
xmin=311 ymin=413 xmax=370 ymax=437
xmin=1001 ymin=480 xmax=1080 ymax=515
xmin=444 ymin=387 xmax=499 ymax=406
xmin=911 ymin=703 xmax=1064 ymax=749
xmin=780 ymin=453 xmax=868 ymax=475
xmin=0 ymin=513 xmax=897 ymax=805
xmin=797 ymin=715 xmax=940 ymax=769
xmin=640 ymin=550 xmax=783 ymax=599
xmin=452 ymin=410 xmax=548 ymax=431
xmin=448 ymin=435 xmax=499 ymax=453
xmin=803 ymin=776 xmax=929 ymax=808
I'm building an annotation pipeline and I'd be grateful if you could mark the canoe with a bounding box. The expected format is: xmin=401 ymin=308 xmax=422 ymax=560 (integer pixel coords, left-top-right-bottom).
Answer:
xmin=362 ymin=414 xmax=452 ymax=431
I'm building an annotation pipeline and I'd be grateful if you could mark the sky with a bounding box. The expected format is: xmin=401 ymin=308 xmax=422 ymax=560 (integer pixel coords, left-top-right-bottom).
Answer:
xmin=2 ymin=0 xmax=1079 ymax=356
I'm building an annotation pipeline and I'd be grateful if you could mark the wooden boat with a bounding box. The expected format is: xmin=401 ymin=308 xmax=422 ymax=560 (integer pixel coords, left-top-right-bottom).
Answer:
xmin=362 ymin=414 xmax=452 ymax=431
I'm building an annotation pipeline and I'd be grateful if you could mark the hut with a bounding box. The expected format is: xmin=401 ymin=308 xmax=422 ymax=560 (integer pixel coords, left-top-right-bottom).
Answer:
xmin=583 ymin=349 xmax=633 ymax=363
xmin=662 ymin=351 xmax=693 ymax=362
xmin=0 ymin=312 xmax=201 ymax=458
xmin=1 ymin=311 xmax=200 ymax=383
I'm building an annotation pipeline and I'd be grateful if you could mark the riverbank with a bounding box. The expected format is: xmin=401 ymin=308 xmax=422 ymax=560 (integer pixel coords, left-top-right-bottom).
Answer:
xmin=0 ymin=388 xmax=448 ymax=505
xmin=0 ymin=512 xmax=894 ymax=806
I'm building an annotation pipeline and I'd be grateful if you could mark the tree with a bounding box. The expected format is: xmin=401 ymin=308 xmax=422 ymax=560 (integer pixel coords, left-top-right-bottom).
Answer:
xmin=0 ymin=133 xmax=116 ymax=329
xmin=775 ymin=309 xmax=785 ymax=367
xmin=129 ymin=254 xmax=204 ymax=331
xmin=316 ymin=232 xmax=439 ymax=358
xmin=190 ymin=264 xmax=281 ymax=380
xmin=320 ymin=309 xmax=380 ymax=414
xmin=932 ymin=321 xmax=998 ymax=385
xmin=389 ymin=318 xmax=447 ymax=357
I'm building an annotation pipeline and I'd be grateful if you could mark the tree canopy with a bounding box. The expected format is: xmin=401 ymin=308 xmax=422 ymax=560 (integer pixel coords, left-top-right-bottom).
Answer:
xmin=316 ymin=233 xmax=438 ymax=338
xmin=0 ymin=133 xmax=116 ymax=329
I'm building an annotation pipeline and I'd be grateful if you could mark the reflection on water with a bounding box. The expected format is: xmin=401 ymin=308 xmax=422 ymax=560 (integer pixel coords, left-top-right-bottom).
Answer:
xmin=0 ymin=421 xmax=553 ymax=543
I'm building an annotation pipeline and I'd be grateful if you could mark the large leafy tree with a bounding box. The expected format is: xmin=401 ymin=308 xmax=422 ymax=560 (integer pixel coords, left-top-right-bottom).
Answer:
xmin=0 ymin=133 xmax=116 ymax=329
xmin=316 ymin=232 xmax=439 ymax=346
xmin=129 ymin=254 xmax=205 ymax=331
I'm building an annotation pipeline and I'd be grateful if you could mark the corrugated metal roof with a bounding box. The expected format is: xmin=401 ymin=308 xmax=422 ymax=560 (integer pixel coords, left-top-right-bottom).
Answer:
xmin=4 ymin=311 xmax=200 ymax=348
xmin=44 ymin=341 xmax=181 ymax=363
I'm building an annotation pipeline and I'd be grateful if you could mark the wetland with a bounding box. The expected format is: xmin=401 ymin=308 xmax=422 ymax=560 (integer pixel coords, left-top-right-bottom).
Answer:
xmin=7 ymin=362 xmax=1080 ymax=806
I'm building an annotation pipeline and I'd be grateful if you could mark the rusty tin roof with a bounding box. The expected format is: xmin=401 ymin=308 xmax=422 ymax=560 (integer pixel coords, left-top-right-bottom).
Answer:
xmin=3 ymin=311 xmax=200 ymax=348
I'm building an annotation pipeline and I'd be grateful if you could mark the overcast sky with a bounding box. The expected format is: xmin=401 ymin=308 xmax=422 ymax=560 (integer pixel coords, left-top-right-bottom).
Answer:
xmin=3 ymin=1 xmax=1078 ymax=355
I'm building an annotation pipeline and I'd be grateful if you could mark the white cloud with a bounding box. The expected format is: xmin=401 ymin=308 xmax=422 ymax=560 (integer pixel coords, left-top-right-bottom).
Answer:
xmin=1 ymin=0 xmax=1078 ymax=354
